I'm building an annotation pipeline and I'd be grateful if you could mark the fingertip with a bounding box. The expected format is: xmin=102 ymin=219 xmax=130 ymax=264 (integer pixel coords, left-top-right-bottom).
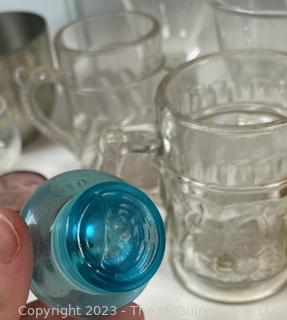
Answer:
xmin=0 ymin=208 xmax=32 ymax=246
xmin=0 ymin=208 xmax=33 ymax=320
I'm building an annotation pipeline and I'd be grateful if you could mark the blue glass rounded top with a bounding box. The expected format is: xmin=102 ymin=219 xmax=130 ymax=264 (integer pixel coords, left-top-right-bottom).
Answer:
xmin=52 ymin=181 xmax=165 ymax=293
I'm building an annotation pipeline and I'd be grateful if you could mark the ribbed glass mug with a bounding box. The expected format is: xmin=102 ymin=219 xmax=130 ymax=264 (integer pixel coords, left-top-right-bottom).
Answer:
xmin=155 ymin=50 xmax=287 ymax=303
xmin=94 ymin=50 xmax=287 ymax=302
xmin=19 ymin=12 xmax=163 ymax=198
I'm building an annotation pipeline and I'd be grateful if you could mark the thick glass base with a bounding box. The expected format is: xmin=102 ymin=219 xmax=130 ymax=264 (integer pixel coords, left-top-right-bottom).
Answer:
xmin=171 ymin=258 xmax=287 ymax=303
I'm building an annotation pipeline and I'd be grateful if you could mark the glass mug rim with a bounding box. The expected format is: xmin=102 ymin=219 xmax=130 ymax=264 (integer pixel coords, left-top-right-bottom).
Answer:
xmin=54 ymin=11 xmax=160 ymax=56
xmin=209 ymin=0 xmax=287 ymax=17
xmin=156 ymin=49 xmax=287 ymax=135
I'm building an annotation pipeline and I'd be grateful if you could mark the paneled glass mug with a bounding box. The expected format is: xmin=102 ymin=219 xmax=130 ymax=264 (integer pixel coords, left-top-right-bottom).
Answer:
xmin=19 ymin=12 xmax=163 ymax=197
xmin=102 ymin=50 xmax=287 ymax=303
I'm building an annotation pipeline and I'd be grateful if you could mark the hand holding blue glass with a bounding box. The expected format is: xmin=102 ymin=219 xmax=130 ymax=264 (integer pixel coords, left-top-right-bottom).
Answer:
xmin=21 ymin=170 xmax=165 ymax=317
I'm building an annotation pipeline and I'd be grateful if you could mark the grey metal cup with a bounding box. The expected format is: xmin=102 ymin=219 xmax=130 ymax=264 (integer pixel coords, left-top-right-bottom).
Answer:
xmin=0 ymin=12 xmax=54 ymax=144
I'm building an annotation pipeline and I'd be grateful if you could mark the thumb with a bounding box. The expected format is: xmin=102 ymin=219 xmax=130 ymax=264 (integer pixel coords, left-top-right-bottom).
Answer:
xmin=0 ymin=208 xmax=33 ymax=320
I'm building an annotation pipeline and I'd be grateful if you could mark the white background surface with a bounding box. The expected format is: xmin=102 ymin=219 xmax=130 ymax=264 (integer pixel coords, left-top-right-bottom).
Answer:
xmin=14 ymin=137 xmax=287 ymax=320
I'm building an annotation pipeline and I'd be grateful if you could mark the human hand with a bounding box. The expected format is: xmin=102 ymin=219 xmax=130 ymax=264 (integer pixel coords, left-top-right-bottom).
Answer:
xmin=0 ymin=208 xmax=144 ymax=320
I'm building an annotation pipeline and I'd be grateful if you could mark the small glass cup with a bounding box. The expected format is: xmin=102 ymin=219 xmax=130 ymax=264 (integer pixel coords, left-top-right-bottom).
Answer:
xmin=210 ymin=0 xmax=287 ymax=51
xmin=100 ymin=49 xmax=287 ymax=302
xmin=155 ymin=50 xmax=287 ymax=303
xmin=19 ymin=12 xmax=163 ymax=198
xmin=123 ymin=0 xmax=218 ymax=68
xmin=0 ymin=97 xmax=21 ymax=173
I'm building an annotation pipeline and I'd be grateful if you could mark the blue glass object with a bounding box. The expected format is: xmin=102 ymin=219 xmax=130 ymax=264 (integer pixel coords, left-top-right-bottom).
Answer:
xmin=21 ymin=170 xmax=165 ymax=316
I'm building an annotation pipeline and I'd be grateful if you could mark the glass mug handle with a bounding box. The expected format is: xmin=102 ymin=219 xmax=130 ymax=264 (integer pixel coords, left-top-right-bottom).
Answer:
xmin=100 ymin=123 xmax=162 ymax=175
xmin=15 ymin=66 xmax=76 ymax=152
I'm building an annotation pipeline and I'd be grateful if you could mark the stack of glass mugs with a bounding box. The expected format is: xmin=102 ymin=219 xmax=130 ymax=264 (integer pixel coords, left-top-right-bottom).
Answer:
xmin=16 ymin=0 xmax=287 ymax=308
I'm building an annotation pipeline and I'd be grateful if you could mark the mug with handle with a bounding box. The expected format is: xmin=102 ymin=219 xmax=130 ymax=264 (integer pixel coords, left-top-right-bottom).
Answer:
xmin=104 ymin=49 xmax=287 ymax=303
xmin=19 ymin=11 xmax=163 ymax=198
xmin=0 ymin=12 xmax=54 ymax=144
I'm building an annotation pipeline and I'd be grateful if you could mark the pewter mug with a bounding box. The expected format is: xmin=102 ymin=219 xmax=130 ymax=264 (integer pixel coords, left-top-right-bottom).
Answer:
xmin=0 ymin=12 xmax=54 ymax=143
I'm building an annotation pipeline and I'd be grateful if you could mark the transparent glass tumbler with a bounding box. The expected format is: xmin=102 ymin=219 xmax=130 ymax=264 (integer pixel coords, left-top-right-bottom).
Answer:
xmin=123 ymin=0 xmax=218 ymax=68
xmin=0 ymin=97 xmax=21 ymax=172
xmin=210 ymin=0 xmax=287 ymax=51
xmin=155 ymin=50 xmax=287 ymax=303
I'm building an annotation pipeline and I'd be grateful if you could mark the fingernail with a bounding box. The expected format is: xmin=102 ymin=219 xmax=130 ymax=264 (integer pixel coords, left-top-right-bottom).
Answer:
xmin=0 ymin=215 xmax=20 ymax=264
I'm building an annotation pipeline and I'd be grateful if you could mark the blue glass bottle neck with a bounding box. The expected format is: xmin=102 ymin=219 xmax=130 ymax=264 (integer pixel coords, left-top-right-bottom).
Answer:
xmin=51 ymin=181 xmax=165 ymax=294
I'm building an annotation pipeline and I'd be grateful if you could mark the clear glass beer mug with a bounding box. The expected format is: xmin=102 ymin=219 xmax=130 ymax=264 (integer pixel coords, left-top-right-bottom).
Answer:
xmin=94 ymin=50 xmax=287 ymax=302
xmin=155 ymin=50 xmax=287 ymax=303
xmin=19 ymin=12 xmax=163 ymax=196
xmin=210 ymin=0 xmax=287 ymax=51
